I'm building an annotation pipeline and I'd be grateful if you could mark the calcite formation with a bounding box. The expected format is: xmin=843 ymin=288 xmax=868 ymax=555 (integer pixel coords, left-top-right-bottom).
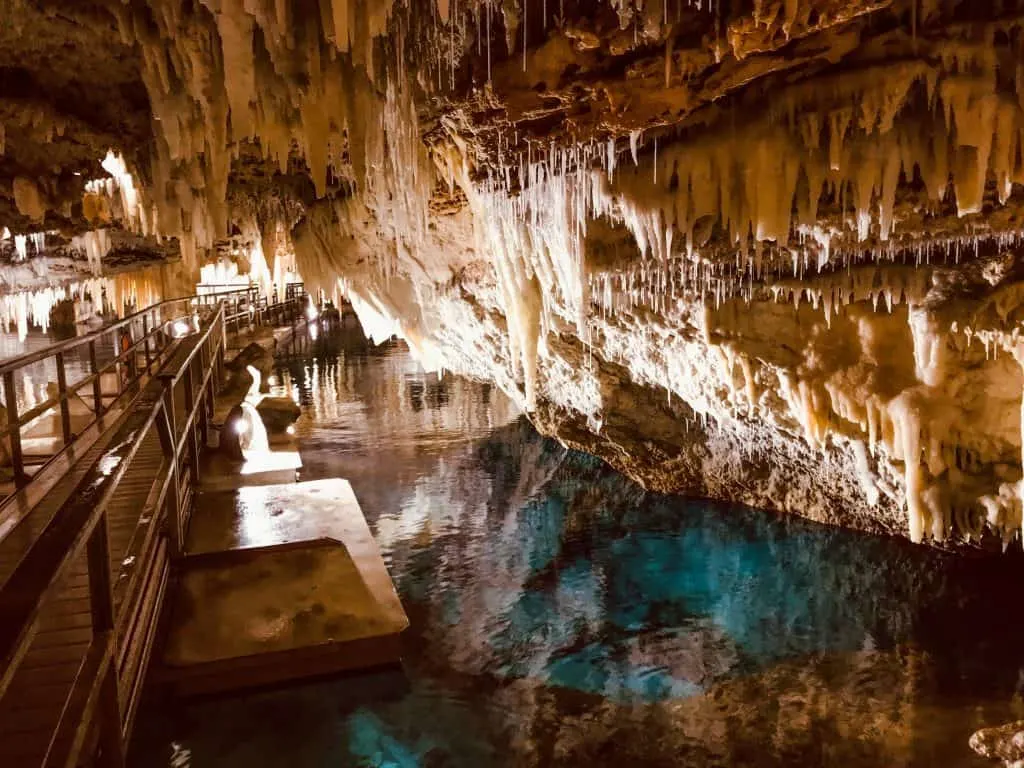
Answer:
xmin=5 ymin=0 xmax=1024 ymax=556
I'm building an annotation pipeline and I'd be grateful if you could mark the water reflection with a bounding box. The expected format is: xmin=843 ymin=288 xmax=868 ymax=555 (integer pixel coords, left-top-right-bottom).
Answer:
xmin=0 ymin=262 xmax=188 ymax=419
xmin=0 ymin=262 xmax=183 ymax=342
xmin=268 ymin=313 xmax=521 ymax=523
xmin=131 ymin=318 xmax=1024 ymax=768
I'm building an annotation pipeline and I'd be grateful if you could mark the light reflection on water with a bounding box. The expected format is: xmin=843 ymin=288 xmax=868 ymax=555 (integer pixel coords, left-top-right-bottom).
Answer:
xmin=0 ymin=330 xmax=95 ymax=421
xmin=0 ymin=262 xmax=186 ymax=415
xmin=132 ymin=315 xmax=1024 ymax=767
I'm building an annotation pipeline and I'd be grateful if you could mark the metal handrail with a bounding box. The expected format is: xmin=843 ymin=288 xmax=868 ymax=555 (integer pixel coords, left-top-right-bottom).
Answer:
xmin=0 ymin=288 xmax=250 ymax=376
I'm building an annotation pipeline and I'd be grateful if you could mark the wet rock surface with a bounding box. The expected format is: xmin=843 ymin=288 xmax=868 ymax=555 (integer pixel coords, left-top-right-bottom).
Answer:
xmin=225 ymin=343 xmax=274 ymax=394
xmin=7 ymin=1 xmax=1024 ymax=547
xmin=256 ymin=397 xmax=300 ymax=434
xmin=971 ymin=721 xmax=1024 ymax=766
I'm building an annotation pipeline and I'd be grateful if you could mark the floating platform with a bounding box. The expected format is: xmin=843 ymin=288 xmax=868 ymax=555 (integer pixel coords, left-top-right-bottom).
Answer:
xmin=158 ymin=479 xmax=408 ymax=696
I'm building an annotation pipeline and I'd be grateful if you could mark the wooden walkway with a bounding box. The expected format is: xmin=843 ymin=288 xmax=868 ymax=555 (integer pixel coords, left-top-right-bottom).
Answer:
xmin=0 ymin=431 xmax=164 ymax=765
xmin=0 ymin=299 xmax=234 ymax=767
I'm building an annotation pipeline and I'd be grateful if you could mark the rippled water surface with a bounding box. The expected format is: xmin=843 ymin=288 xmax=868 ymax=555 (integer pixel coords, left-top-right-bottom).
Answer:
xmin=132 ymin=315 xmax=1024 ymax=767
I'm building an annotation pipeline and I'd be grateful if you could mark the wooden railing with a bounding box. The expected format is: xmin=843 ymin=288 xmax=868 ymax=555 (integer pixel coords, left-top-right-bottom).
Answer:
xmin=0 ymin=285 xmax=311 ymax=766
xmin=0 ymin=288 xmax=255 ymax=491
xmin=0 ymin=300 xmax=231 ymax=767
xmin=197 ymin=282 xmax=307 ymax=336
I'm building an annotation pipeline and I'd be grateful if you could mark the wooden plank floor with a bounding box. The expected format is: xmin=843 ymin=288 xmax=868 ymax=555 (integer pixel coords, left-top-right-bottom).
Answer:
xmin=0 ymin=429 xmax=166 ymax=766
xmin=0 ymin=325 xmax=245 ymax=765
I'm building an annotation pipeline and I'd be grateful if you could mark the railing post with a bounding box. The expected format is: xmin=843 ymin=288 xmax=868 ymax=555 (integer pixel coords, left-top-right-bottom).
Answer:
xmin=89 ymin=340 xmax=105 ymax=417
xmin=182 ymin=364 xmax=201 ymax=482
xmin=203 ymin=383 xmax=214 ymax=447
xmin=200 ymin=340 xmax=211 ymax=441
xmin=142 ymin=314 xmax=153 ymax=372
xmin=113 ymin=331 xmax=125 ymax=406
xmin=182 ymin=367 xmax=194 ymax=420
xmin=87 ymin=513 xmax=125 ymax=767
xmin=125 ymin=323 xmax=137 ymax=386
xmin=156 ymin=393 xmax=183 ymax=558
xmin=3 ymin=370 xmax=26 ymax=488
xmin=87 ymin=511 xmax=115 ymax=630
xmin=96 ymin=664 xmax=126 ymax=768
xmin=55 ymin=351 xmax=72 ymax=445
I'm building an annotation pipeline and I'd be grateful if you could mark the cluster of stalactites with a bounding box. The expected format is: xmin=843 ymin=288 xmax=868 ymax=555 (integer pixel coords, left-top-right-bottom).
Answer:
xmin=442 ymin=29 xmax=1024 ymax=278
xmin=422 ymin=42 xmax=1024 ymax=544
xmin=449 ymin=57 xmax=1024 ymax=354
xmin=0 ymin=227 xmax=108 ymax=277
xmin=105 ymin=0 xmax=432 ymax=277
xmin=606 ymin=64 xmax=1023 ymax=277
xmin=81 ymin=150 xmax=151 ymax=245
xmin=1 ymin=228 xmax=48 ymax=264
xmin=202 ymin=214 xmax=302 ymax=303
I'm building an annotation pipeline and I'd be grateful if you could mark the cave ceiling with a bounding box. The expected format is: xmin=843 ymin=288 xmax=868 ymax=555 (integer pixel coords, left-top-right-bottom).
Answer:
xmin=9 ymin=2 xmax=1024 ymax=557
xmin=0 ymin=0 xmax=1021 ymax=276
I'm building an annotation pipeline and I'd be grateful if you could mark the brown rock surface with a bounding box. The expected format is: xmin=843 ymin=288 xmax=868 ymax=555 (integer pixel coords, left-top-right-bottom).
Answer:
xmin=6 ymin=1 xmax=1024 ymax=551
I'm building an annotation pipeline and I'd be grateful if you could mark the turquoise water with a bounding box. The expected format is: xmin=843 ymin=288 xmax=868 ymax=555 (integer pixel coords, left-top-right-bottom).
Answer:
xmin=131 ymin=316 xmax=1024 ymax=767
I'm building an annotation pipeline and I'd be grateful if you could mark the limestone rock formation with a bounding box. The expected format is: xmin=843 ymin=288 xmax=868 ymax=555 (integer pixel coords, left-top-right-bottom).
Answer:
xmin=971 ymin=721 xmax=1024 ymax=766
xmin=256 ymin=397 xmax=301 ymax=434
xmin=6 ymin=0 xmax=1024 ymax=552
xmin=225 ymin=342 xmax=275 ymax=394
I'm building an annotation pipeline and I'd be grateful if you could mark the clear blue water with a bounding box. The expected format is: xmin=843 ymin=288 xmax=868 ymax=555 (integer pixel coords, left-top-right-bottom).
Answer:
xmin=131 ymin=315 xmax=1024 ymax=767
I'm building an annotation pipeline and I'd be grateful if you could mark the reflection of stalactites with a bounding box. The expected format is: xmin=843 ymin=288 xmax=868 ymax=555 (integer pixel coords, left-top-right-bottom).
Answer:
xmin=69 ymin=230 xmax=110 ymax=276
xmin=0 ymin=262 xmax=182 ymax=341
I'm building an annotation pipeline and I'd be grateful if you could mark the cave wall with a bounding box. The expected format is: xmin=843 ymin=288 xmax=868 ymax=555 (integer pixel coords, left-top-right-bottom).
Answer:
xmin=288 ymin=0 xmax=1024 ymax=548
xmin=7 ymin=0 xmax=1024 ymax=547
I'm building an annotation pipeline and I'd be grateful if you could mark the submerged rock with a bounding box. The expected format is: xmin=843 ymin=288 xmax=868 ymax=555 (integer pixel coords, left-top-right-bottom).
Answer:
xmin=227 ymin=342 xmax=273 ymax=376
xmin=256 ymin=397 xmax=300 ymax=434
xmin=220 ymin=367 xmax=255 ymax=402
xmin=220 ymin=404 xmax=246 ymax=462
xmin=220 ymin=401 xmax=269 ymax=461
xmin=225 ymin=343 xmax=273 ymax=395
